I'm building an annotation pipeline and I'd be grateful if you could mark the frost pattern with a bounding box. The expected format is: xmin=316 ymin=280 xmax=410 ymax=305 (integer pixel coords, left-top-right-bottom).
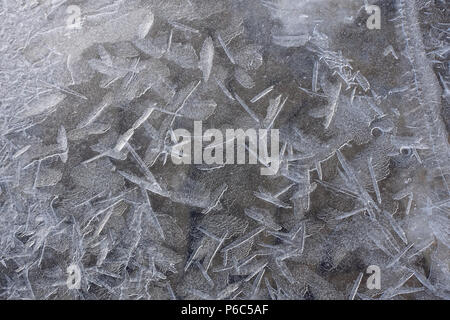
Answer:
xmin=0 ymin=0 xmax=449 ymax=300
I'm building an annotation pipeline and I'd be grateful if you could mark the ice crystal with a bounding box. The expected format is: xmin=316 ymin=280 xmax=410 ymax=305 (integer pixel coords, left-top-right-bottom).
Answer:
xmin=0 ymin=0 xmax=448 ymax=301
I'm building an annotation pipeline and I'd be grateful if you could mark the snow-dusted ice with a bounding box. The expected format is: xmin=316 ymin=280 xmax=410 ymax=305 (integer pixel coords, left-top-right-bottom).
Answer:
xmin=0 ymin=0 xmax=448 ymax=300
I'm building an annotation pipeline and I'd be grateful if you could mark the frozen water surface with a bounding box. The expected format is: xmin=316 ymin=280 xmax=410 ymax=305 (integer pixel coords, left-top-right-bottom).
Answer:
xmin=0 ymin=0 xmax=449 ymax=300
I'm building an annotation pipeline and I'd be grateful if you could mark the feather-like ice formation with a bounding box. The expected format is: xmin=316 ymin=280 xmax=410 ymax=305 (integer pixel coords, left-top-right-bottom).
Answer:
xmin=13 ymin=145 xmax=31 ymax=159
xmin=217 ymin=33 xmax=235 ymax=65
xmin=234 ymin=93 xmax=261 ymax=124
xmin=382 ymin=210 xmax=408 ymax=245
xmin=383 ymin=45 xmax=398 ymax=59
xmin=165 ymin=42 xmax=198 ymax=69
xmin=140 ymin=187 xmax=165 ymax=240
xmin=263 ymin=95 xmax=282 ymax=126
xmin=138 ymin=11 xmax=154 ymax=39
xmin=335 ymin=150 xmax=379 ymax=216
xmin=254 ymin=186 xmax=292 ymax=209
xmin=235 ymin=67 xmax=255 ymax=89
xmin=1 ymin=0 xmax=448 ymax=301
xmin=199 ymin=37 xmax=214 ymax=82
xmin=368 ymin=157 xmax=382 ymax=204
xmin=215 ymin=77 xmax=235 ymax=101
xmin=168 ymin=21 xmax=200 ymax=34
xmin=133 ymin=36 xmax=167 ymax=58
xmin=118 ymin=170 xmax=167 ymax=197
xmin=245 ymin=207 xmax=281 ymax=231
xmin=77 ymin=92 xmax=114 ymax=129
xmin=386 ymin=242 xmax=415 ymax=269
xmin=335 ymin=207 xmax=367 ymax=221
xmin=349 ymin=272 xmax=363 ymax=300
xmin=202 ymin=184 xmax=228 ymax=214
xmin=57 ymin=126 xmax=68 ymax=163
xmin=324 ymin=82 xmax=341 ymax=129
xmin=221 ymin=226 xmax=265 ymax=253
xmin=251 ymin=86 xmax=274 ymax=103
xmin=69 ymin=123 xmax=111 ymax=141
xmin=20 ymin=92 xmax=66 ymax=118
xmin=354 ymin=72 xmax=370 ymax=92
xmin=312 ymin=60 xmax=319 ymax=92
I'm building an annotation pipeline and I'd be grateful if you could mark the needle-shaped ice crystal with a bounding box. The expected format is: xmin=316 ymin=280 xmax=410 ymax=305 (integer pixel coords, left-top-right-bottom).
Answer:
xmin=199 ymin=36 xmax=214 ymax=83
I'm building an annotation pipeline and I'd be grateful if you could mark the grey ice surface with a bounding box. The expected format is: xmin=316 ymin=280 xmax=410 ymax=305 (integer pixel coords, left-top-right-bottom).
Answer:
xmin=0 ymin=0 xmax=449 ymax=300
